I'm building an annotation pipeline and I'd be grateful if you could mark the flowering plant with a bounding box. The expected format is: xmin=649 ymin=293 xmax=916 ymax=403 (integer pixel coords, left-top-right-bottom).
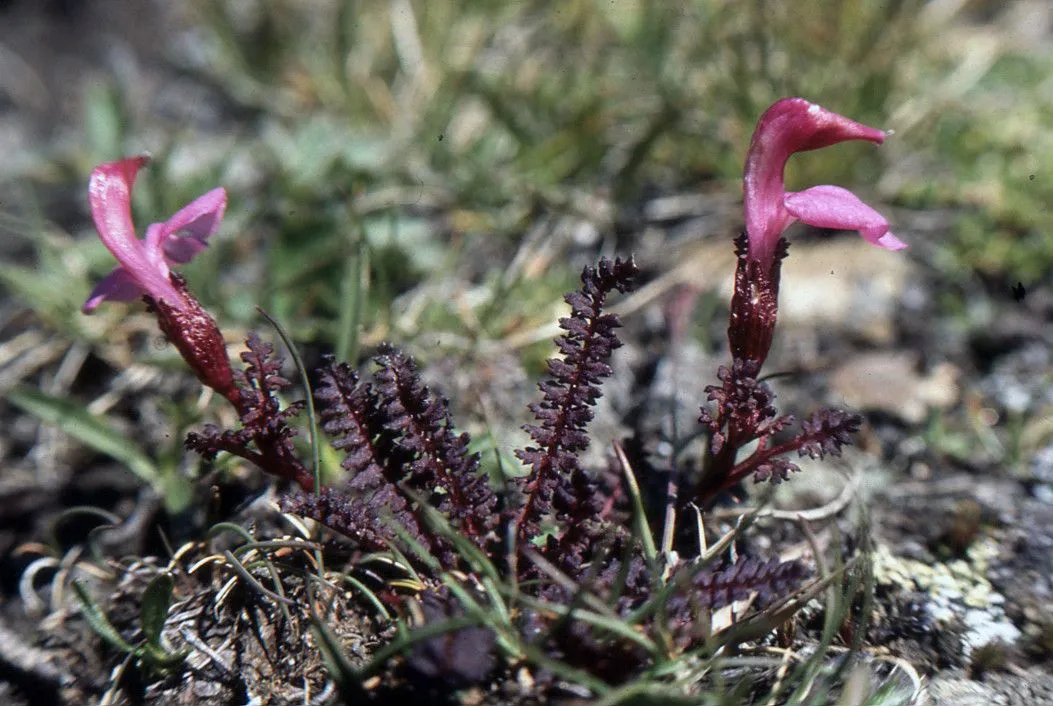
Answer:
xmin=74 ymin=97 xmax=907 ymax=690
xmin=82 ymin=156 xmax=226 ymax=314
xmin=696 ymin=98 xmax=905 ymax=503
xmin=730 ymin=97 xmax=906 ymax=370
xmin=82 ymin=156 xmax=241 ymax=410
xmin=743 ymin=97 xmax=906 ymax=268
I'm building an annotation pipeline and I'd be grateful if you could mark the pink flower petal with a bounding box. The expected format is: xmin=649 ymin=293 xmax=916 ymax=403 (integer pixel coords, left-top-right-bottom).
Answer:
xmin=744 ymin=98 xmax=890 ymax=266
xmin=784 ymin=185 xmax=907 ymax=251
xmin=88 ymin=157 xmax=149 ymax=264
xmin=88 ymin=157 xmax=183 ymax=308
xmin=82 ymin=267 xmax=146 ymax=313
xmin=157 ymin=187 xmax=227 ymax=264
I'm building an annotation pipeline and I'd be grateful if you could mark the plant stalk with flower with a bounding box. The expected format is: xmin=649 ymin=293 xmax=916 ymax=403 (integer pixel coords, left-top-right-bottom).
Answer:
xmin=694 ymin=98 xmax=906 ymax=504
xmin=83 ymin=156 xmax=237 ymax=404
xmin=75 ymin=109 xmax=857 ymax=685
xmin=82 ymin=156 xmax=315 ymax=490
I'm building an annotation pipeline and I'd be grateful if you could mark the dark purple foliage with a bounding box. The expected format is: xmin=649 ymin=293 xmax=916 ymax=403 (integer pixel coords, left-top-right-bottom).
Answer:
xmin=698 ymin=359 xmax=794 ymax=457
xmin=176 ymin=254 xmax=828 ymax=691
xmin=281 ymin=357 xmax=430 ymax=552
xmin=742 ymin=408 xmax=862 ymax=483
xmin=796 ymin=409 xmax=863 ymax=459
xmin=694 ymin=358 xmax=861 ymax=504
xmin=693 ymin=228 xmax=865 ymax=505
xmin=667 ymin=556 xmax=808 ymax=646
xmin=185 ymin=333 xmax=314 ymax=490
xmin=279 ymin=486 xmax=426 ymax=552
xmin=372 ymin=344 xmax=498 ymax=543
xmin=280 ymin=347 xmax=498 ymax=566
xmin=676 ymin=556 xmax=807 ymax=611
xmin=513 ymin=257 xmax=638 ymax=547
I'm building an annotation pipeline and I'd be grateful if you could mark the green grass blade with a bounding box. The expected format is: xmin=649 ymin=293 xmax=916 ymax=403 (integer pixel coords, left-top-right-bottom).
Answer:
xmin=514 ymin=594 xmax=659 ymax=654
xmin=613 ymin=440 xmax=658 ymax=564
xmin=0 ymin=262 xmax=80 ymax=330
xmin=358 ymin=615 xmax=480 ymax=678
xmin=328 ymin=572 xmax=391 ymax=620
xmin=516 ymin=639 xmax=613 ymax=697
xmin=307 ymin=572 xmax=371 ymax=702
xmin=6 ymin=388 xmax=170 ymax=503
xmin=140 ymin=573 xmax=175 ymax=650
xmin=257 ymin=309 xmax=322 ymax=494
xmin=336 ymin=221 xmax=367 ymax=365
xmin=206 ymin=522 xmax=255 ymax=545
xmin=72 ymin=580 xmax=139 ymax=656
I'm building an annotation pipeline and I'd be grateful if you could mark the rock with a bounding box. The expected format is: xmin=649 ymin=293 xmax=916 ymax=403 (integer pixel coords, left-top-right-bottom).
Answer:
xmin=830 ymin=352 xmax=959 ymax=424
xmin=776 ymin=239 xmax=913 ymax=344
xmin=872 ymin=538 xmax=1021 ymax=662
xmin=666 ymin=236 xmax=914 ymax=343
xmin=928 ymin=670 xmax=1053 ymax=706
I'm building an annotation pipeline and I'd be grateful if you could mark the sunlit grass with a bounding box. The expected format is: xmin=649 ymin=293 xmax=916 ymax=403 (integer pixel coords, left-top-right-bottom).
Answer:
xmin=4 ymin=0 xmax=951 ymax=353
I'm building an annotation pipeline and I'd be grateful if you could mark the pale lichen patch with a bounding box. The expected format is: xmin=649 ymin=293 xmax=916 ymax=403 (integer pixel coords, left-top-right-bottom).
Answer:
xmin=873 ymin=538 xmax=1021 ymax=659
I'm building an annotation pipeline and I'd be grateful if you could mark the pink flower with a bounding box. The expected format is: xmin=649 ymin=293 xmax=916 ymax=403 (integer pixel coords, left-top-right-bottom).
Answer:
xmin=82 ymin=156 xmax=226 ymax=313
xmin=743 ymin=98 xmax=906 ymax=268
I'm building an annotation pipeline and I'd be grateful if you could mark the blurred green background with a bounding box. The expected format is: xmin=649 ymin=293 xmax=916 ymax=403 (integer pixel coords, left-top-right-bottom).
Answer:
xmin=3 ymin=0 xmax=1050 ymax=356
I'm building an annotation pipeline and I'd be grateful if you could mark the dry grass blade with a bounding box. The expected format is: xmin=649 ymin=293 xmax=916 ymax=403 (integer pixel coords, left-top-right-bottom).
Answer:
xmin=613 ymin=439 xmax=659 ymax=565
xmin=711 ymin=470 xmax=862 ymax=522
xmin=712 ymin=557 xmax=857 ymax=653
xmin=219 ymin=550 xmax=296 ymax=608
